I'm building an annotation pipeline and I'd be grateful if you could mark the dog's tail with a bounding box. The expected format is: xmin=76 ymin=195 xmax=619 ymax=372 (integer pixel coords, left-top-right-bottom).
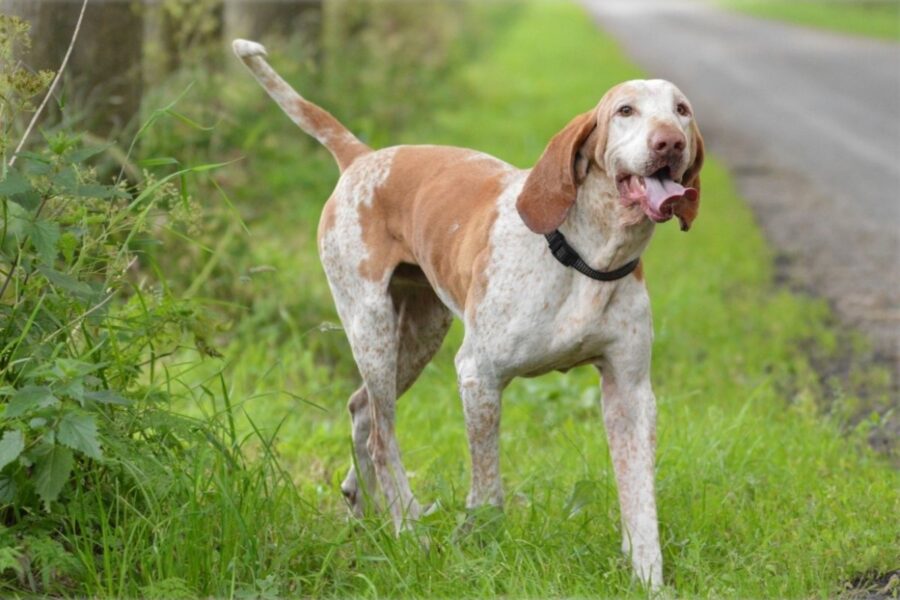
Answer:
xmin=232 ymin=39 xmax=370 ymax=172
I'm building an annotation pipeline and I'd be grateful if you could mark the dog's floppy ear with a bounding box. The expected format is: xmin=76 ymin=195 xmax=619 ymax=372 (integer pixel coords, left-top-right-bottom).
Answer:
xmin=516 ymin=110 xmax=598 ymax=234
xmin=675 ymin=120 xmax=704 ymax=232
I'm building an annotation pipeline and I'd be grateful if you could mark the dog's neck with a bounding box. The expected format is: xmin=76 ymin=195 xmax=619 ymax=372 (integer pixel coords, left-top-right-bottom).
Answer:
xmin=556 ymin=168 xmax=656 ymax=272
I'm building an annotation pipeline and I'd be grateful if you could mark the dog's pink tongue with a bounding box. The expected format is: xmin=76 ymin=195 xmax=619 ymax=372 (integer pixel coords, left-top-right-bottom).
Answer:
xmin=644 ymin=174 xmax=698 ymax=221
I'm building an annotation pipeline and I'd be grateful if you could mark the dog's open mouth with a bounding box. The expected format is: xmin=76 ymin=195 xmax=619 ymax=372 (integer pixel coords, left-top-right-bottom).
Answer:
xmin=617 ymin=167 xmax=698 ymax=224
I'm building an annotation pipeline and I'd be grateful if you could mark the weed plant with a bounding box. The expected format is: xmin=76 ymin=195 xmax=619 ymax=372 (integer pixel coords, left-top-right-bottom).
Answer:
xmin=0 ymin=14 xmax=297 ymax=596
xmin=0 ymin=2 xmax=896 ymax=597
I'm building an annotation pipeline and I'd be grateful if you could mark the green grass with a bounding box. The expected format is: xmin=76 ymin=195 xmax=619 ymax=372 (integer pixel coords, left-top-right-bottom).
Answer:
xmin=15 ymin=1 xmax=896 ymax=597
xmin=175 ymin=1 xmax=896 ymax=597
xmin=725 ymin=0 xmax=900 ymax=41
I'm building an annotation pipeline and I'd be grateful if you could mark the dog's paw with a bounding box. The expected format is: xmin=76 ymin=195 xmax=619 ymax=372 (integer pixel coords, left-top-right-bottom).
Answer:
xmin=232 ymin=39 xmax=267 ymax=59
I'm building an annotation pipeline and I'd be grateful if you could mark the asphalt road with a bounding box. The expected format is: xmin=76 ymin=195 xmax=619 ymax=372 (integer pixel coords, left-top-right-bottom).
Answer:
xmin=583 ymin=0 xmax=900 ymax=371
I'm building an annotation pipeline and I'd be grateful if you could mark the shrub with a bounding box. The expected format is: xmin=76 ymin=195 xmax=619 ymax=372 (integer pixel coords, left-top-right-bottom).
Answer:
xmin=0 ymin=15 xmax=243 ymax=594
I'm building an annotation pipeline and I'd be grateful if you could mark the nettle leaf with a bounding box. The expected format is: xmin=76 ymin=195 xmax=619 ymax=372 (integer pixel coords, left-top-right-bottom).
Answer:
xmin=12 ymin=189 xmax=40 ymax=210
xmin=1 ymin=199 xmax=30 ymax=240
xmin=0 ymin=430 xmax=25 ymax=471
xmin=66 ymin=145 xmax=109 ymax=163
xmin=0 ymin=169 xmax=32 ymax=196
xmin=0 ymin=476 xmax=17 ymax=504
xmin=50 ymin=167 xmax=127 ymax=199
xmin=34 ymin=444 xmax=73 ymax=506
xmin=17 ymin=151 xmax=50 ymax=166
xmin=57 ymin=412 xmax=102 ymax=459
xmin=58 ymin=231 xmax=79 ymax=264
xmin=56 ymin=378 xmax=85 ymax=403
xmin=25 ymin=362 xmax=65 ymax=382
xmin=37 ymin=266 xmax=95 ymax=299
xmin=84 ymin=389 xmax=130 ymax=406
xmin=49 ymin=167 xmax=78 ymax=193
xmin=56 ymin=358 xmax=104 ymax=378
xmin=21 ymin=155 xmax=53 ymax=176
xmin=47 ymin=131 xmax=79 ymax=156
xmin=73 ymin=183 xmax=128 ymax=199
xmin=26 ymin=219 xmax=60 ymax=264
xmin=6 ymin=386 xmax=58 ymax=418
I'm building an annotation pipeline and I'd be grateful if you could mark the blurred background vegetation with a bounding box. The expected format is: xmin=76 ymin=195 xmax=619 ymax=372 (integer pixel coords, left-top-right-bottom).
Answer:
xmin=725 ymin=0 xmax=900 ymax=40
xmin=0 ymin=1 xmax=509 ymax=594
xmin=0 ymin=1 xmax=896 ymax=597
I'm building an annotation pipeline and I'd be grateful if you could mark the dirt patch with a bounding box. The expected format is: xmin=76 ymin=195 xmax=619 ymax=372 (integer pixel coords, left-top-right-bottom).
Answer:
xmin=797 ymin=325 xmax=899 ymax=463
xmin=843 ymin=569 xmax=900 ymax=600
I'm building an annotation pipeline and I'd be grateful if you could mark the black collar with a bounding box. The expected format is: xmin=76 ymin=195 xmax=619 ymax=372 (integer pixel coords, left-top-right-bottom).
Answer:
xmin=545 ymin=230 xmax=640 ymax=281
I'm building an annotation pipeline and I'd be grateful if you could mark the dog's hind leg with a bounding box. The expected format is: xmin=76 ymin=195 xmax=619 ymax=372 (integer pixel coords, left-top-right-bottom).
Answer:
xmin=345 ymin=291 xmax=413 ymax=529
xmin=341 ymin=277 xmax=452 ymax=518
xmin=336 ymin=276 xmax=451 ymax=531
xmin=341 ymin=385 xmax=377 ymax=517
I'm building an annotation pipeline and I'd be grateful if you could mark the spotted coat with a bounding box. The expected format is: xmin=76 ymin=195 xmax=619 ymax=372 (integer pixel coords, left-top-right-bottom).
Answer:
xmin=234 ymin=39 xmax=705 ymax=590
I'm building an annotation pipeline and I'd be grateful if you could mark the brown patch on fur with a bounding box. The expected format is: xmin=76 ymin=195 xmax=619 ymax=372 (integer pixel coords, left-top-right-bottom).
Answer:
xmin=516 ymin=110 xmax=598 ymax=234
xmin=675 ymin=120 xmax=704 ymax=231
xmin=317 ymin=197 xmax=338 ymax=245
xmin=356 ymin=201 xmax=416 ymax=283
xmin=357 ymin=147 xmax=505 ymax=313
xmin=633 ymin=260 xmax=644 ymax=281
xmin=288 ymin=98 xmax=369 ymax=171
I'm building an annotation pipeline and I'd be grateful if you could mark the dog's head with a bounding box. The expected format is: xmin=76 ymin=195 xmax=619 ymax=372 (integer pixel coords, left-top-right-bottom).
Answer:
xmin=516 ymin=79 xmax=704 ymax=234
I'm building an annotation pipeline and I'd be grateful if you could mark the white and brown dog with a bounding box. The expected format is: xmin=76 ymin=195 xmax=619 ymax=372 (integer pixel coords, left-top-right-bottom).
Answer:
xmin=234 ymin=39 xmax=703 ymax=589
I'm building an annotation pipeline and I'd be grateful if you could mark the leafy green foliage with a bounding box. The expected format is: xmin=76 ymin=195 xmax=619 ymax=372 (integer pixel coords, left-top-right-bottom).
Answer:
xmin=32 ymin=445 xmax=72 ymax=506
xmin=0 ymin=14 xmax=251 ymax=594
xmin=176 ymin=3 xmax=895 ymax=598
xmin=0 ymin=1 xmax=896 ymax=597
xmin=0 ymin=15 xmax=53 ymax=157
xmin=0 ymin=2 xmax=495 ymax=592
xmin=0 ymin=430 xmax=23 ymax=471
xmin=55 ymin=412 xmax=101 ymax=459
xmin=0 ymin=133 xmax=213 ymax=511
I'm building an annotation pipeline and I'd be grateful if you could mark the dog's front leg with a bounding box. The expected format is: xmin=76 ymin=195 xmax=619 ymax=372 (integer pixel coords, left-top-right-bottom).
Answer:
xmin=597 ymin=354 xmax=663 ymax=589
xmin=456 ymin=348 xmax=504 ymax=510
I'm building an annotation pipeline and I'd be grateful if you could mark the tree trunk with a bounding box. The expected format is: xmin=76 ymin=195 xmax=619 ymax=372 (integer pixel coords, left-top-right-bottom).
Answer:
xmin=155 ymin=0 xmax=225 ymax=74
xmin=224 ymin=0 xmax=321 ymax=46
xmin=1 ymin=0 xmax=144 ymax=139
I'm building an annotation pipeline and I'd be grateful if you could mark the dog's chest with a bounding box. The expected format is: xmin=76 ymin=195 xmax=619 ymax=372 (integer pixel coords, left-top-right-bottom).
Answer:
xmin=475 ymin=271 xmax=646 ymax=378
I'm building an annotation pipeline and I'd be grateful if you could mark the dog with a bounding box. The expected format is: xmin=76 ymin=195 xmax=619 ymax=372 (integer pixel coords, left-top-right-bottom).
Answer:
xmin=233 ymin=38 xmax=703 ymax=589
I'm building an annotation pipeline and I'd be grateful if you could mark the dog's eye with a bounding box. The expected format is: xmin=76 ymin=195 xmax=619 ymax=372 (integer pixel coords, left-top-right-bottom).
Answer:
xmin=676 ymin=103 xmax=691 ymax=117
xmin=617 ymin=105 xmax=634 ymax=117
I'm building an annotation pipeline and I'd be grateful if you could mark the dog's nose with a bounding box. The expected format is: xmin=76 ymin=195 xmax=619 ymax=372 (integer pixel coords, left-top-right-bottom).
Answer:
xmin=649 ymin=128 xmax=686 ymax=157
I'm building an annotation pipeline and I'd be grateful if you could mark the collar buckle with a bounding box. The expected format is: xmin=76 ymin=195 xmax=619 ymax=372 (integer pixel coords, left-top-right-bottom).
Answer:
xmin=546 ymin=230 xmax=577 ymax=266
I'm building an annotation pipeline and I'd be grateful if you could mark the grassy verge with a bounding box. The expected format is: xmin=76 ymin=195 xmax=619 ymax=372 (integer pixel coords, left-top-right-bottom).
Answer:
xmin=7 ymin=1 xmax=895 ymax=596
xmin=187 ymin=1 xmax=896 ymax=597
xmin=724 ymin=0 xmax=900 ymax=41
